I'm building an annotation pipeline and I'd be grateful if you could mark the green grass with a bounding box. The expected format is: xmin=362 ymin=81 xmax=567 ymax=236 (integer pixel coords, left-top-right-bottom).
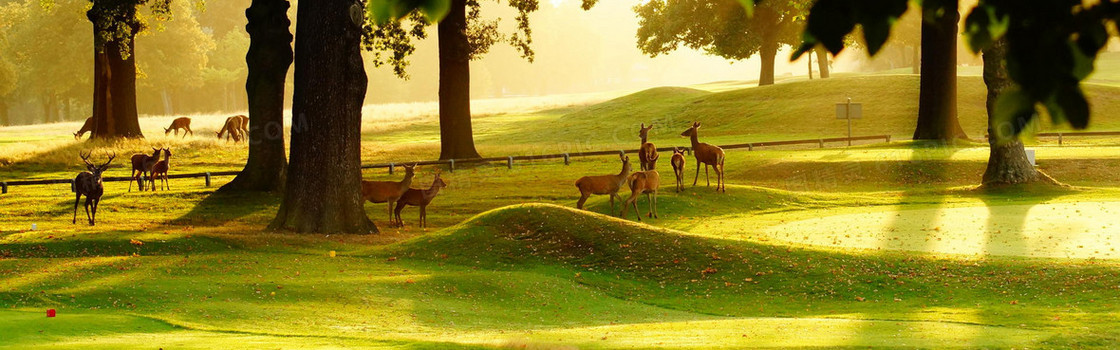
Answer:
xmin=4 ymin=75 xmax=1120 ymax=348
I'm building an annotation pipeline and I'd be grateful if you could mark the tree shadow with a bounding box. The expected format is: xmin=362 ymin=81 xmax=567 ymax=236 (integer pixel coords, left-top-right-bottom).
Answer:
xmin=168 ymin=190 xmax=280 ymax=227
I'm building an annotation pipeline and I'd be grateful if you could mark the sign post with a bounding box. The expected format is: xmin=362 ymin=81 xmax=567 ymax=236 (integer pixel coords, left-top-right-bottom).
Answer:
xmin=835 ymin=98 xmax=862 ymax=146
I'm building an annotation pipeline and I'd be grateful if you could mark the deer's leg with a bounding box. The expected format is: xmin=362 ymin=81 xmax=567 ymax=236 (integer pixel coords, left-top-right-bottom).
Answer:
xmin=693 ymin=162 xmax=700 ymax=186
xmin=128 ymin=173 xmax=134 ymax=192
xmin=420 ymin=205 xmax=426 ymax=228
xmin=646 ymin=192 xmax=653 ymax=218
xmin=84 ymin=197 xmax=93 ymax=225
xmin=73 ymin=193 xmax=81 ymax=224
xmin=705 ymin=164 xmax=710 ymax=187
xmin=653 ymin=191 xmax=658 ymax=218
xmin=576 ymin=193 xmax=589 ymax=210
xmin=91 ymin=198 xmax=99 ymax=226
xmin=393 ymin=202 xmax=406 ymax=227
xmin=386 ymin=202 xmax=394 ymax=224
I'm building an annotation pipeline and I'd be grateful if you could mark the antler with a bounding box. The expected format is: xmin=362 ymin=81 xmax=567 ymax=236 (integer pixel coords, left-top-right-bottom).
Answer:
xmin=100 ymin=151 xmax=116 ymax=168
xmin=80 ymin=150 xmax=93 ymax=167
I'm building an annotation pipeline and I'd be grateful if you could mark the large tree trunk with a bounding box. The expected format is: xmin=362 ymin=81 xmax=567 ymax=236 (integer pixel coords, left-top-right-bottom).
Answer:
xmin=758 ymin=40 xmax=778 ymax=86
xmin=220 ymin=0 xmax=293 ymax=193
xmin=269 ymin=0 xmax=375 ymax=234
xmin=814 ymin=46 xmax=830 ymax=78
xmin=87 ymin=4 xmax=143 ymax=139
xmin=981 ymin=37 xmax=1040 ymax=186
xmin=913 ymin=2 xmax=966 ymax=141
xmin=437 ymin=0 xmax=482 ymax=160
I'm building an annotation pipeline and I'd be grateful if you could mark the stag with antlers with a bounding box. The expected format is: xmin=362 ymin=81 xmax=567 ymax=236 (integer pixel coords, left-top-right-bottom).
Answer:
xmin=73 ymin=151 xmax=115 ymax=226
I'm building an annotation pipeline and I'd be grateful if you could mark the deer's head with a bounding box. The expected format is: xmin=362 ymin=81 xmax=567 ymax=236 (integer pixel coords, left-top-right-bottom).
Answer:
xmin=80 ymin=151 xmax=116 ymax=177
xmin=680 ymin=122 xmax=700 ymax=138
xmin=433 ymin=172 xmax=448 ymax=189
xmin=620 ymin=154 xmax=631 ymax=172
xmin=639 ymin=123 xmax=654 ymax=141
xmin=673 ymin=147 xmax=684 ymax=156
xmin=403 ymin=163 xmax=417 ymax=177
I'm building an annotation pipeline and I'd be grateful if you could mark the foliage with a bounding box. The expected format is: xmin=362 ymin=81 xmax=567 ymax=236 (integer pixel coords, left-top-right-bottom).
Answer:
xmin=790 ymin=0 xmax=1120 ymax=139
xmin=135 ymin=0 xmax=215 ymax=91
xmin=633 ymin=0 xmax=809 ymax=61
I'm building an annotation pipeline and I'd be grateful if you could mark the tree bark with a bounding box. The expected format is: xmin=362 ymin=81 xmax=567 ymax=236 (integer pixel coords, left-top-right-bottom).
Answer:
xmin=913 ymin=2 xmax=967 ymax=141
xmin=220 ymin=0 xmax=293 ymax=193
xmin=758 ymin=41 xmax=778 ymax=86
xmin=981 ymin=37 xmax=1040 ymax=186
xmin=814 ymin=46 xmax=830 ymax=78
xmin=269 ymin=0 xmax=375 ymax=234
xmin=437 ymin=0 xmax=482 ymax=160
xmin=87 ymin=3 xmax=143 ymax=139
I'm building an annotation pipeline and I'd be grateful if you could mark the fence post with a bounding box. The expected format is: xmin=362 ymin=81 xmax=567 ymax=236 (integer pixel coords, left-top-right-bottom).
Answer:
xmin=507 ymin=156 xmax=513 ymax=169
xmin=1 ymin=182 xmax=6 ymax=195
xmin=1058 ymin=133 xmax=1063 ymax=146
xmin=748 ymin=144 xmax=754 ymax=151
xmin=70 ymin=179 xmax=76 ymax=193
xmin=563 ymin=153 xmax=570 ymax=165
xmin=886 ymin=135 xmax=892 ymax=143
xmin=204 ymin=172 xmax=212 ymax=187
xmin=389 ymin=163 xmax=395 ymax=174
xmin=819 ymin=139 xmax=825 ymax=148
xmin=449 ymin=159 xmax=455 ymax=172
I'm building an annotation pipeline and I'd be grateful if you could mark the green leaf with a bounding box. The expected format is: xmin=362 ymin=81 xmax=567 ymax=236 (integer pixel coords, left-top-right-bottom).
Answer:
xmin=734 ymin=0 xmax=754 ymax=18
xmin=992 ymin=87 xmax=1036 ymax=140
xmin=366 ymin=0 xmax=450 ymax=25
xmin=1054 ymin=85 xmax=1090 ymax=129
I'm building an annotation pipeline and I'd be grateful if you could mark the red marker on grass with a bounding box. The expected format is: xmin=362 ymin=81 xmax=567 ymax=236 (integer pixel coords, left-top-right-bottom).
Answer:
xmin=46 ymin=309 xmax=56 ymax=317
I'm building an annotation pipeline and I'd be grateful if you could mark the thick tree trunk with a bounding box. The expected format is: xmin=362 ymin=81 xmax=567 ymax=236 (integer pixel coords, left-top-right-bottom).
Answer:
xmin=981 ymin=38 xmax=1040 ymax=186
xmin=815 ymin=46 xmax=830 ymax=78
xmin=758 ymin=41 xmax=778 ymax=86
xmin=913 ymin=2 xmax=966 ymax=141
xmin=88 ymin=4 xmax=143 ymax=139
xmin=269 ymin=0 xmax=375 ymax=234
xmin=221 ymin=0 xmax=293 ymax=193
xmin=437 ymin=0 xmax=482 ymax=160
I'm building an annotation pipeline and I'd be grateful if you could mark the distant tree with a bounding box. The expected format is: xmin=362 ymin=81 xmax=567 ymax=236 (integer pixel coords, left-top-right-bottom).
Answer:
xmin=201 ymin=30 xmax=250 ymax=112
xmin=6 ymin=0 xmax=89 ymax=124
xmin=631 ymin=0 xmax=812 ymax=86
xmin=0 ymin=4 xmax=18 ymax=126
xmin=221 ymin=0 xmax=291 ymax=193
xmin=136 ymin=0 xmax=214 ymax=115
xmin=364 ymin=0 xmax=538 ymax=160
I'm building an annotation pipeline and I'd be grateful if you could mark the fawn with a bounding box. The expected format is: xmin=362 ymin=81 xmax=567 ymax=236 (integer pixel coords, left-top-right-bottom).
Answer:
xmin=638 ymin=123 xmax=657 ymax=171
xmin=575 ymin=154 xmax=632 ymax=214
xmin=217 ymin=116 xmax=244 ymax=142
xmin=150 ymin=148 xmax=171 ymax=191
xmin=73 ymin=117 xmax=94 ymax=140
xmin=621 ymin=151 xmax=660 ymax=221
xmin=671 ymin=147 xmax=686 ymax=192
xmin=394 ymin=172 xmax=448 ymax=228
xmin=361 ymin=164 xmax=417 ymax=225
xmin=73 ymin=151 xmax=115 ymax=226
xmin=680 ymin=122 xmax=725 ymax=193
xmin=128 ymin=147 xmax=161 ymax=192
xmin=164 ymin=117 xmax=193 ymax=137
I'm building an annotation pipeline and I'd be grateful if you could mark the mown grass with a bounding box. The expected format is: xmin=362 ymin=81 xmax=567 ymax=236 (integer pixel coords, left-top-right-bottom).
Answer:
xmin=3 ymin=75 xmax=1120 ymax=348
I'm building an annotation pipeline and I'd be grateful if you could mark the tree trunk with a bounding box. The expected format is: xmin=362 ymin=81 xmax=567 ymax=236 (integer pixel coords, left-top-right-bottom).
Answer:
xmin=807 ymin=51 xmax=813 ymax=80
xmin=758 ymin=41 xmax=778 ymax=86
xmin=221 ymin=0 xmax=293 ymax=193
xmin=815 ymin=46 xmax=830 ymax=78
xmin=911 ymin=44 xmax=920 ymax=74
xmin=269 ymin=0 xmax=375 ymax=234
xmin=437 ymin=0 xmax=482 ymax=160
xmin=981 ymin=37 xmax=1040 ymax=186
xmin=88 ymin=4 xmax=143 ymax=139
xmin=0 ymin=98 xmax=9 ymax=126
xmin=42 ymin=95 xmax=54 ymax=123
xmin=913 ymin=2 xmax=966 ymax=141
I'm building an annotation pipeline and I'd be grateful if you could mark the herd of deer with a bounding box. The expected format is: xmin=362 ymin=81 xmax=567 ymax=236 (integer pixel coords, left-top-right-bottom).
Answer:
xmin=360 ymin=164 xmax=449 ymax=228
xmin=576 ymin=122 xmax=725 ymax=221
xmin=69 ymin=146 xmax=173 ymax=226
xmin=73 ymin=115 xmax=249 ymax=142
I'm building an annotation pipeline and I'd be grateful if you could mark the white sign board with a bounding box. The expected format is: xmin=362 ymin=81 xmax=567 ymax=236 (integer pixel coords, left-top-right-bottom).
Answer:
xmin=836 ymin=103 xmax=863 ymax=119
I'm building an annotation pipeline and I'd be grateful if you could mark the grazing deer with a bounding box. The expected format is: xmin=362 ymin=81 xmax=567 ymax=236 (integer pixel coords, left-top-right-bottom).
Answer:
xmin=680 ymin=122 xmax=725 ymax=193
xmin=128 ymin=147 xmax=161 ymax=192
xmin=575 ymin=154 xmax=632 ymax=214
xmin=671 ymin=147 xmax=686 ymax=192
xmin=216 ymin=116 xmax=244 ymax=142
xmin=621 ymin=152 xmax=660 ymax=221
xmin=638 ymin=123 xmax=657 ymax=171
xmin=234 ymin=115 xmax=249 ymax=136
xmin=164 ymin=117 xmax=193 ymax=137
xmin=73 ymin=117 xmax=94 ymax=140
xmin=361 ymin=164 xmax=417 ymax=225
xmin=73 ymin=151 xmax=115 ymax=226
xmin=394 ymin=172 xmax=448 ymax=228
xmin=149 ymin=148 xmax=171 ymax=191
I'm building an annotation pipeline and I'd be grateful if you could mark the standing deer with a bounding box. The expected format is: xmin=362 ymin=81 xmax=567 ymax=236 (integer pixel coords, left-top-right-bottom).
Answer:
xmin=621 ymin=151 xmax=660 ymax=221
xmin=361 ymin=164 xmax=416 ymax=225
xmin=217 ymin=116 xmax=244 ymax=142
xmin=149 ymin=148 xmax=171 ymax=191
xmin=128 ymin=147 xmax=161 ymax=192
xmin=73 ymin=117 xmax=94 ymax=140
xmin=638 ymin=123 xmax=657 ymax=171
xmin=575 ymin=154 xmax=632 ymax=214
xmin=680 ymin=122 xmax=725 ymax=193
xmin=671 ymin=147 xmax=686 ymax=192
xmin=234 ymin=115 xmax=249 ymax=136
xmin=73 ymin=151 xmax=115 ymax=226
xmin=164 ymin=117 xmax=193 ymax=137
xmin=394 ymin=172 xmax=448 ymax=228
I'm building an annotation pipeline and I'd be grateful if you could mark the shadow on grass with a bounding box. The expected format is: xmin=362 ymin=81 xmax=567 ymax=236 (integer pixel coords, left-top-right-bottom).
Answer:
xmin=0 ymin=231 xmax=233 ymax=258
xmin=168 ymin=190 xmax=280 ymax=227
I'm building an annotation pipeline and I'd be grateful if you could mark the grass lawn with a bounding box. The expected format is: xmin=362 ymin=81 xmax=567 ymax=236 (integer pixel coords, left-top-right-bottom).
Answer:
xmin=2 ymin=75 xmax=1120 ymax=348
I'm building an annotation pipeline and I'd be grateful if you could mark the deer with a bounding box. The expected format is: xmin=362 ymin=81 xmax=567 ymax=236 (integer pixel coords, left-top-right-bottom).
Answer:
xmin=216 ymin=116 xmax=244 ymax=142
xmin=680 ymin=122 xmax=725 ymax=193
xmin=73 ymin=117 xmax=94 ymax=140
xmin=233 ymin=115 xmax=249 ymax=136
xmin=149 ymin=148 xmax=171 ymax=191
xmin=575 ymin=154 xmax=632 ymax=214
xmin=671 ymin=147 xmax=686 ymax=192
xmin=361 ymin=164 xmax=417 ymax=225
xmin=621 ymin=151 xmax=660 ymax=221
xmin=164 ymin=117 xmax=193 ymax=138
xmin=393 ymin=172 xmax=448 ymax=228
xmin=128 ymin=147 xmax=162 ymax=192
xmin=638 ymin=123 xmax=657 ymax=171
xmin=73 ymin=151 xmax=115 ymax=226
